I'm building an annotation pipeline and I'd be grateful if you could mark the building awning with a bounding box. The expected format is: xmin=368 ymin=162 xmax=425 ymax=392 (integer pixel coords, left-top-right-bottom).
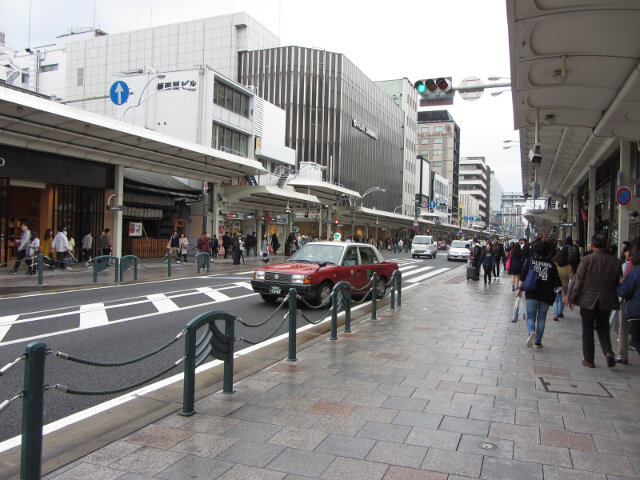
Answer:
xmin=287 ymin=178 xmax=362 ymax=202
xmin=523 ymin=209 xmax=563 ymax=236
xmin=124 ymin=168 xmax=200 ymax=193
xmin=507 ymin=1 xmax=640 ymax=198
xmin=0 ymin=84 xmax=267 ymax=183
xmin=224 ymin=185 xmax=320 ymax=210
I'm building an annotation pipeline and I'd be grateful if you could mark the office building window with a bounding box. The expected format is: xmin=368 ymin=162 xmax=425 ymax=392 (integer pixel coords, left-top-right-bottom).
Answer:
xmin=421 ymin=139 xmax=429 ymax=145
xmin=214 ymin=80 xmax=250 ymax=118
xmin=421 ymin=127 xmax=429 ymax=133
xmin=212 ymin=122 xmax=249 ymax=157
xmin=433 ymin=138 xmax=443 ymax=144
xmin=39 ymin=64 xmax=59 ymax=72
xmin=433 ymin=161 xmax=443 ymax=167
xmin=77 ymin=68 xmax=84 ymax=86
xmin=434 ymin=126 xmax=443 ymax=132
xmin=433 ymin=149 xmax=443 ymax=155
xmin=420 ymin=150 xmax=429 ymax=156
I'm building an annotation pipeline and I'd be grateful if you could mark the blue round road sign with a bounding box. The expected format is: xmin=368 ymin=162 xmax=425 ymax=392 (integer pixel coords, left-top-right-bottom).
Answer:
xmin=617 ymin=187 xmax=632 ymax=206
xmin=429 ymin=201 xmax=436 ymax=209
xmin=110 ymin=81 xmax=130 ymax=105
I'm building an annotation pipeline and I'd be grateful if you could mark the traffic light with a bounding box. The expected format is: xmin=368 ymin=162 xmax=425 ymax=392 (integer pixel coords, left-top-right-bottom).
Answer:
xmin=414 ymin=77 xmax=454 ymax=107
xmin=334 ymin=219 xmax=339 ymax=225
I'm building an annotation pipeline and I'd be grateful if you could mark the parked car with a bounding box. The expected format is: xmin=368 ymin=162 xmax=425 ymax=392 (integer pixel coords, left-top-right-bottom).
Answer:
xmin=411 ymin=235 xmax=437 ymax=258
xmin=447 ymin=239 xmax=471 ymax=261
xmin=251 ymin=242 xmax=398 ymax=304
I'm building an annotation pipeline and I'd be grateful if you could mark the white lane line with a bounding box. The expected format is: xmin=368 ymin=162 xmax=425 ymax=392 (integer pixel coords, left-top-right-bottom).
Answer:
xmin=196 ymin=287 xmax=231 ymax=302
xmin=147 ymin=294 xmax=180 ymax=313
xmin=0 ymin=315 xmax=19 ymax=342
xmin=406 ymin=267 xmax=450 ymax=283
xmin=0 ymin=292 xmax=259 ymax=348
xmin=79 ymin=303 xmax=109 ymax=329
xmin=400 ymin=265 xmax=434 ymax=277
xmin=233 ymin=282 xmax=254 ymax=290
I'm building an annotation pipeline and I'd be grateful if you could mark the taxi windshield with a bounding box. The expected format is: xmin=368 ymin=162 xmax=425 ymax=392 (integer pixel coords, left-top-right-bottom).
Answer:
xmin=288 ymin=244 xmax=343 ymax=265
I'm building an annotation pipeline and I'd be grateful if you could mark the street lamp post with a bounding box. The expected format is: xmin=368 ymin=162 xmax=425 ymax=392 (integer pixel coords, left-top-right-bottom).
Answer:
xmin=356 ymin=187 xmax=386 ymax=239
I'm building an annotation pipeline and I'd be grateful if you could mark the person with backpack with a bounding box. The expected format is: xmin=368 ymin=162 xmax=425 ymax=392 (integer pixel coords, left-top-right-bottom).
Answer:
xmin=517 ymin=239 xmax=564 ymax=349
xmin=566 ymin=233 xmax=621 ymax=368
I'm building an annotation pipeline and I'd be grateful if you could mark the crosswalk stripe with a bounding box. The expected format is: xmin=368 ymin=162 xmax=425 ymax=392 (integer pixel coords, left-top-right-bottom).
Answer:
xmin=234 ymin=282 xmax=255 ymax=290
xmin=196 ymin=287 xmax=231 ymax=302
xmin=401 ymin=266 xmax=434 ymax=277
xmin=0 ymin=315 xmax=19 ymax=342
xmin=79 ymin=303 xmax=109 ymax=329
xmin=406 ymin=267 xmax=450 ymax=283
xmin=146 ymin=294 xmax=180 ymax=313
xmin=399 ymin=264 xmax=423 ymax=272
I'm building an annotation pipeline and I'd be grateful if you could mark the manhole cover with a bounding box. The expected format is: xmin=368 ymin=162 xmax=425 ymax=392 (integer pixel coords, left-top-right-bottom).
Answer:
xmin=479 ymin=442 xmax=497 ymax=450
xmin=539 ymin=377 xmax=612 ymax=397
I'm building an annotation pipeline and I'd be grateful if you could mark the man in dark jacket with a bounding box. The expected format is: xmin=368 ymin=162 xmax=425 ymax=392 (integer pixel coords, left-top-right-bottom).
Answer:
xmin=222 ymin=232 xmax=231 ymax=259
xmin=493 ymin=236 xmax=505 ymax=279
xmin=566 ymin=233 xmax=621 ymax=368
xmin=472 ymin=237 xmax=482 ymax=268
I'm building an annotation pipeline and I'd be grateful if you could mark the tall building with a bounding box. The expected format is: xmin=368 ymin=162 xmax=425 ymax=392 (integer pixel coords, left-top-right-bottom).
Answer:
xmin=501 ymin=192 xmax=526 ymax=239
xmin=416 ymin=110 xmax=460 ymax=219
xmin=489 ymin=169 xmax=503 ymax=229
xmin=459 ymin=156 xmax=490 ymax=224
xmin=239 ymin=46 xmax=405 ymax=213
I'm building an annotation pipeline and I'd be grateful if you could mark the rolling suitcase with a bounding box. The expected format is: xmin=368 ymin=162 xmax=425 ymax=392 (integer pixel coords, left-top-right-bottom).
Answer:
xmin=466 ymin=265 xmax=479 ymax=281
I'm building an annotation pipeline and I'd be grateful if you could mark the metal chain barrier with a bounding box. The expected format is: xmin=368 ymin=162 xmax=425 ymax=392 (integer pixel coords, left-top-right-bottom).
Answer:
xmin=350 ymin=276 xmax=374 ymax=292
xmin=53 ymin=357 xmax=185 ymax=396
xmin=236 ymin=314 xmax=288 ymax=345
xmin=54 ymin=329 xmax=186 ymax=367
xmin=236 ymin=292 xmax=291 ymax=328
xmin=350 ymin=286 xmax=376 ymax=305
xmin=295 ymin=292 xmax=334 ymax=310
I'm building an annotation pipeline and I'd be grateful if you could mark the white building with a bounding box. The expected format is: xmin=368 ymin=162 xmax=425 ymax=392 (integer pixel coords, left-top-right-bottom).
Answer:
xmin=489 ymin=169 xmax=503 ymax=228
xmin=459 ymin=156 xmax=490 ymax=223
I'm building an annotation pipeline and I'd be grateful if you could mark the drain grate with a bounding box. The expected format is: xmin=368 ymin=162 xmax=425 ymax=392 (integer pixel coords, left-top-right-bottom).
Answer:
xmin=539 ymin=377 xmax=612 ymax=397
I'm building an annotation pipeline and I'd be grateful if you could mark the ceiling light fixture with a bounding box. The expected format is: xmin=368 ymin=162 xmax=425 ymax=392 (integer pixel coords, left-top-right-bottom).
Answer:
xmin=552 ymin=55 xmax=568 ymax=84
xmin=543 ymin=114 xmax=556 ymax=126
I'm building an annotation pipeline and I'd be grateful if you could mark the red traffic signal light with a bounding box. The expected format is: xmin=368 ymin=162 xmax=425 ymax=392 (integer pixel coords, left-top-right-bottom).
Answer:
xmin=334 ymin=219 xmax=339 ymax=225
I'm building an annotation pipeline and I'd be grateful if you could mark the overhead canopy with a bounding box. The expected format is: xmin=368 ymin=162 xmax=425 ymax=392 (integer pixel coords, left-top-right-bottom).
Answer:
xmin=506 ymin=1 xmax=640 ymax=198
xmin=0 ymin=84 xmax=267 ymax=182
xmin=224 ymin=185 xmax=320 ymax=210
xmin=523 ymin=208 xmax=563 ymax=236
xmin=124 ymin=168 xmax=200 ymax=193
xmin=287 ymin=177 xmax=361 ymax=203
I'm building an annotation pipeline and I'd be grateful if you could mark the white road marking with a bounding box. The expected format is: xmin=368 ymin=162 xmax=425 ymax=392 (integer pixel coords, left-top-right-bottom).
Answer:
xmin=79 ymin=303 xmax=109 ymax=329
xmin=406 ymin=267 xmax=450 ymax=283
xmin=196 ymin=287 xmax=231 ymax=302
xmin=400 ymin=265 xmax=434 ymax=277
xmin=0 ymin=315 xmax=19 ymax=342
xmin=233 ymin=282 xmax=254 ymax=290
xmin=398 ymin=264 xmax=423 ymax=272
xmin=147 ymin=294 xmax=180 ymax=313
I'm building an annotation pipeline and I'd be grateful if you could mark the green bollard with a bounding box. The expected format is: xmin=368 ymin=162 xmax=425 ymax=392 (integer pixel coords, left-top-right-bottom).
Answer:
xmin=371 ymin=273 xmax=377 ymax=320
xmin=397 ymin=271 xmax=402 ymax=307
xmin=390 ymin=275 xmax=396 ymax=310
xmin=288 ymin=288 xmax=297 ymax=362
xmin=168 ymin=251 xmax=172 ymax=278
xmin=330 ymin=287 xmax=338 ymax=341
xmin=21 ymin=342 xmax=47 ymax=480
xmin=37 ymin=253 xmax=43 ymax=286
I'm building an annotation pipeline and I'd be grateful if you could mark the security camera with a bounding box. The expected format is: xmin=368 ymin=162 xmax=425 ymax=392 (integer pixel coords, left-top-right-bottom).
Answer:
xmin=285 ymin=207 xmax=292 ymax=214
xmin=528 ymin=143 xmax=542 ymax=164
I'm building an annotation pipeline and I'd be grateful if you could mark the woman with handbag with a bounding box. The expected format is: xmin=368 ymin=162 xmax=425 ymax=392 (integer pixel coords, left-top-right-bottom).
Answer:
xmin=517 ymin=239 xmax=564 ymax=348
xmin=507 ymin=242 xmax=522 ymax=291
xmin=178 ymin=233 xmax=189 ymax=263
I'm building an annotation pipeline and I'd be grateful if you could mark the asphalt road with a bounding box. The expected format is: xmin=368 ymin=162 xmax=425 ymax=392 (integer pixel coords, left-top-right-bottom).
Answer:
xmin=0 ymin=250 xmax=463 ymax=443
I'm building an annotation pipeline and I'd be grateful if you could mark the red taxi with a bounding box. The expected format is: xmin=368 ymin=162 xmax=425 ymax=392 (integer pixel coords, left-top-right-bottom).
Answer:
xmin=251 ymin=242 xmax=399 ymax=304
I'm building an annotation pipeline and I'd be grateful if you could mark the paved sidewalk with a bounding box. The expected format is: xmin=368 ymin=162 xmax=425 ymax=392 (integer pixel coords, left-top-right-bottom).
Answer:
xmin=41 ymin=270 xmax=640 ymax=479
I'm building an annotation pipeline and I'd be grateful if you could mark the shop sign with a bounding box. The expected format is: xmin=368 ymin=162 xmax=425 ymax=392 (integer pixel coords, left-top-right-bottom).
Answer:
xmin=128 ymin=222 xmax=142 ymax=237
xmin=157 ymin=80 xmax=197 ymax=91
xmin=352 ymin=118 xmax=378 ymax=140
xmin=107 ymin=205 xmax=124 ymax=211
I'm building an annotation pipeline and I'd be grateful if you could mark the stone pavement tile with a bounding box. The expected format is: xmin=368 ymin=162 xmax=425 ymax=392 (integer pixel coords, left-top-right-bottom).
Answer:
xmin=304 ymin=387 xmax=350 ymax=403
xmin=533 ymin=366 xmax=571 ymax=377
xmin=541 ymin=465 xmax=606 ymax=480
xmin=480 ymin=457 xmax=542 ymax=480
xmin=224 ymin=419 xmax=282 ymax=442
xmin=469 ymin=405 xmax=515 ymax=424
xmin=228 ymin=403 xmax=282 ymax=422
xmin=154 ymin=413 xmax=193 ymax=428
xmin=311 ymin=414 xmax=368 ymax=435
xmin=383 ymin=466 xmax=447 ymax=480
xmin=405 ymin=427 xmax=460 ymax=450
xmin=582 ymin=406 xmax=634 ymax=423
xmin=126 ymin=424 xmax=193 ymax=450
xmin=267 ymin=427 xmax=328 ymax=451
xmin=342 ymin=391 xmax=389 ymax=407
xmin=170 ymin=432 xmax=238 ymax=458
xmin=268 ymin=383 xmax=316 ymax=397
xmin=156 ymin=455 xmax=233 ymax=479
xmin=319 ymin=457 xmax=388 ymax=480
xmin=267 ymin=447 xmax=335 ymax=477
xmin=399 ymin=377 xmax=440 ymax=390
xmin=270 ymin=396 xmax=319 ymax=411
xmin=423 ymin=401 xmax=470 ymax=418
xmin=450 ymin=391 xmax=495 ymax=406
xmin=337 ymin=378 xmax=379 ymax=393
xmin=217 ymin=463 xmax=286 ymax=480
xmin=182 ymin=415 xmax=240 ymax=435
xmin=307 ymin=399 xmax=356 ymax=417
xmin=393 ymin=411 xmax=443 ymax=430
xmin=215 ymin=439 xmax=284 ymax=468
xmin=366 ymin=373 xmax=406 ymax=385
xmin=229 ymin=388 xmax=282 ymax=406
xmin=515 ymin=386 xmax=557 ymax=402
xmin=412 ymin=389 xmax=454 ymax=403
xmin=193 ymin=397 xmax=244 ymax=416
xmin=537 ymin=400 xmax=585 ymax=418
xmin=457 ymin=434 xmax=513 ymax=459
xmin=46 ymin=462 xmax=125 ymax=480
xmin=270 ymin=409 xmax=323 ymax=429
xmin=357 ymin=420 xmax=412 ymax=443
xmin=350 ymin=405 xmax=399 ymax=423
xmin=493 ymin=397 xmax=538 ymax=413
xmin=562 ymin=416 xmax=617 ymax=436
xmin=80 ymin=440 xmax=142 ymax=467
xmin=366 ymin=440 xmax=428 ymax=468
xmin=613 ymin=419 xmax=640 ymax=439
xmin=540 ymin=428 xmax=596 ymax=451
xmin=475 ymin=384 xmax=516 ymax=398
xmin=382 ymin=396 xmax=428 ymax=412
xmin=314 ymin=433 xmax=376 ymax=459
xmin=420 ymin=448 xmax=483 ymax=478
xmin=111 ymin=474 xmax=155 ymax=480
xmin=301 ymin=374 xmax=346 ymax=389
xmin=592 ymin=434 xmax=640 ymax=456
xmin=488 ymin=422 xmax=540 ymax=443
xmin=237 ymin=378 xmax=280 ymax=392
xmin=569 ymin=450 xmax=637 ymax=477
xmin=425 ymin=370 xmax=462 ymax=382
xmin=373 ymin=383 xmax=417 ymax=398
xmin=439 ymin=416 xmax=489 ymax=436
xmin=513 ymin=441 xmax=572 ymax=467
xmin=436 ymin=380 xmax=477 ymax=394
xmin=108 ymin=446 xmax=186 ymax=476
xmin=514 ymin=410 xmax=564 ymax=429
xmin=557 ymin=392 xmax=603 ymax=407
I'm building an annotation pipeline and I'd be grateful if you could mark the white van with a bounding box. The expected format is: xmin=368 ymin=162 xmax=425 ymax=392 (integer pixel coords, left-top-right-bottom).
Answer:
xmin=411 ymin=235 xmax=438 ymax=258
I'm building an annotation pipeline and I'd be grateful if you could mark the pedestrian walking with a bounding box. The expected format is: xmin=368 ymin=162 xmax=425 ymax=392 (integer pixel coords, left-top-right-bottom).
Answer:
xmin=566 ymin=233 xmax=621 ymax=368
xmin=493 ymin=236 xmax=505 ymax=279
xmin=551 ymin=248 xmax=573 ymax=322
xmin=617 ymin=247 xmax=640 ymax=362
xmin=507 ymin=242 xmax=522 ymax=291
xmin=25 ymin=231 xmax=41 ymax=275
xmin=168 ymin=231 xmax=179 ymax=262
xmin=82 ymin=232 xmax=93 ymax=266
xmin=211 ymin=234 xmax=219 ymax=258
xmin=222 ymin=231 xmax=231 ymax=258
xmin=41 ymin=228 xmax=53 ymax=260
xmin=479 ymin=241 xmax=496 ymax=285
xmin=8 ymin=222 xmax=31 ymax=274
xmin=99 ymin=228 xmax=112 ymax=257
xmin=52 ymin=225 xmax=72 ymax=269
xmin=179 ymin=233 xmax=190 ymax=262
xmin=271 ymin=233 xmax=280 ymax=254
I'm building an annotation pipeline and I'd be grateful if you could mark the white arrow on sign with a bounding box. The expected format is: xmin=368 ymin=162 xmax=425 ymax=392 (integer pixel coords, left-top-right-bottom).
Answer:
xmin=115 ymin=82 xmax=123 ymax=105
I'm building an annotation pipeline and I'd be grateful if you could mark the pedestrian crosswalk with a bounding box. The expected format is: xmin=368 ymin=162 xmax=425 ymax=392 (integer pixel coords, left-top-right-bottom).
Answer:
xmin=390 ymin=258 xmax=453 ymax=284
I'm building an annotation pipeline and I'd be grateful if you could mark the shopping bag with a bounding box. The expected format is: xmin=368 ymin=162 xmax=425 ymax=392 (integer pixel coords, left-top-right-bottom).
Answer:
xmin=511 ymin=296 xmax=520 ymax=323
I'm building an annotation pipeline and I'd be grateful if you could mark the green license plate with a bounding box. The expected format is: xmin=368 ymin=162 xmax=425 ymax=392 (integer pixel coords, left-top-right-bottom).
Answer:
xmin=269 ymin=286 xmax=281 ymax=294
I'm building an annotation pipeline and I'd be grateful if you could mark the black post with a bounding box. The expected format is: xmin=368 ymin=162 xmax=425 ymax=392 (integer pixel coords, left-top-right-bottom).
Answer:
xmin=222 ymin=315 xmax=234 ymax=394
xmin=37 ymin=253 xmax=43 ymax=286
xmin=288 ymin=288 xmax=298 ymax=362
xmin=371 ymin=273 xmax=377 ymax=320
xmin=344 ymin=285 xmax=351 ymax=333
xmin=21 ymin=342 xmax=47 ymax=480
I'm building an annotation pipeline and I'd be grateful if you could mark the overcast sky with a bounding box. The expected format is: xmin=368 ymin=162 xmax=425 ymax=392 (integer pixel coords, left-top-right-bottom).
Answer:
xmin=1 ymin=0 xmax=522 ymax=192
